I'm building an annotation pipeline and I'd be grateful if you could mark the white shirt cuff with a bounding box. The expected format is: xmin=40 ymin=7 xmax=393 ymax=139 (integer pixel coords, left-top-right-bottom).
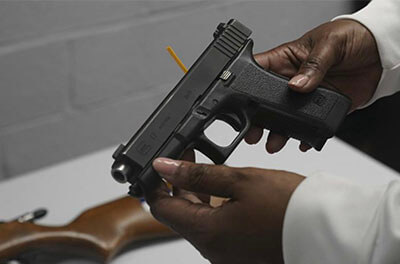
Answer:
xmin=282 ymin=172 xmax=385 ymax=264
xmin=334 ymin=0 xmax=400 ymax=70
xmin=332 ymin=0 xmax=400 ymax=107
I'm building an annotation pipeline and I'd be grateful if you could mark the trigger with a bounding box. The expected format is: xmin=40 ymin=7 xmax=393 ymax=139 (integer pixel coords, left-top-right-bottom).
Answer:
xmin=217 ymin=113 xmax=242 ymax=131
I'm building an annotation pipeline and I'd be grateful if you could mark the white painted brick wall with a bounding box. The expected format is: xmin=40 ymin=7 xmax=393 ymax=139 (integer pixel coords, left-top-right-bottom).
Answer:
xmin=0 ymin=42 xmax=69 ymax=129
xmin=0 ymin=1 xmax=354 ymax=180
xmin=2 ymin=89 xmax=167 ymax=176
xmin=72 ymin=28 xmax=149 ymax=106
xmin=0 ymin=1 xmax=148 ymax=45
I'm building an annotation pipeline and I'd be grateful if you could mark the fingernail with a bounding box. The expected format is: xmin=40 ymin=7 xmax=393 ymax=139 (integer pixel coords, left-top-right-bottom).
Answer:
xmin=153 ymin=158 xmax=181 ymax=176
xmin=289 ymin=74 xmax=309 ymax=89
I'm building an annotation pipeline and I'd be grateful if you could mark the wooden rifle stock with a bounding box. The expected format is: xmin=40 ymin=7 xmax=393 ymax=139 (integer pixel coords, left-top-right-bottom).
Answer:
xmin=0 ymin=197 xmax=176 ymax=263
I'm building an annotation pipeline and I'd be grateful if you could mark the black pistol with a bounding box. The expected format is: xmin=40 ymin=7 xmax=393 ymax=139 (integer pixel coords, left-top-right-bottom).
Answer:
xmin=111 ymin=19 xmax=351 ymax=197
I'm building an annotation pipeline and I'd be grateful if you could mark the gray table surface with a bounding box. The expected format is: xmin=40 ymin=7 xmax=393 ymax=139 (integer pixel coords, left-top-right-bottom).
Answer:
xmin=1 ymin=126 xmax=399 ymax=263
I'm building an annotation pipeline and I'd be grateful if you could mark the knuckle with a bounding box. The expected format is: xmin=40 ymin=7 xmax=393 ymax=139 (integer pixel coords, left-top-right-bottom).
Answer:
xmin=233 ymin=167 xmax=251 ymax=182
xmin=299 ymin=35 xmax=313 ymax=49
xmin=304 ymin=56 xmax=324 ymax=72
xmin=220 ymin=166 xmax=248 ymax=193
xmin=233 ymin=168 xmax=259 ymax=190
xmin=324 ymin=31 xmax=343 ymax=45
xmin=187 ymin=165 xmax=209 ymax=189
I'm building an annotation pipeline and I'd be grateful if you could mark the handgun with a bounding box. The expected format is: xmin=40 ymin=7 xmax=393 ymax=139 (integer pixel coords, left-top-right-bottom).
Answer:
xmin=111 ymin=19 xmax=351 ymax=197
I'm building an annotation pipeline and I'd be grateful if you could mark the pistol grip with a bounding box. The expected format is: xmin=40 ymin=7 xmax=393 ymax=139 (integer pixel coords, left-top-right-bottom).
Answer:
xmin=228 ymin=40 xmax=351 ymax=150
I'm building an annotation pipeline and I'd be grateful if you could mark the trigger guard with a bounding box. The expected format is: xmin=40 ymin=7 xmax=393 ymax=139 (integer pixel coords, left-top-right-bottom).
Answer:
xmin=216 ymin=112 xmax=243 ymax=131
xmin=194 ymin=133 xmax=227 ymax=164
xmin=194 ymin=109 xmax=253 ymax=164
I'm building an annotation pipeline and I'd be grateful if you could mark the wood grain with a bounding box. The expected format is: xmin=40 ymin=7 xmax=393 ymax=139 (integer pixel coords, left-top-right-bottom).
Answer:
xmin=0 ymin=197 xmax=176 ymax=263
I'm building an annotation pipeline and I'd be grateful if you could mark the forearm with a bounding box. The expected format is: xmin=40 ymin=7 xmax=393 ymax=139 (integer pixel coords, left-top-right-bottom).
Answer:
xmin=334 ymin=0 xmax=400 ymax=106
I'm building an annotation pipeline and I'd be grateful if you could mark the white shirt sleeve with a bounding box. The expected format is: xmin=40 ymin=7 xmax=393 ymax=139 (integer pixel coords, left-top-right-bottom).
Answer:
xmin=333 ymin=0 xmax=400 ymax=107
xmin=282 ymin=1 xmax=400 ymax=262
xmin=283 ymin=173 xmax=400 ymax=264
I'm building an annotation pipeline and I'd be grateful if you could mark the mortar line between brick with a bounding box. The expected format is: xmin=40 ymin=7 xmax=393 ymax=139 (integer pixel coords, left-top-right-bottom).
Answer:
xmin=0 ymin=84 xmax=169 ymax=137
xmin=145 ymin=0 xmax=214 ymax=15
xmin=0 ymin=113 xmax=65 ymax=138
xmin=0 ymin=1 xmax=231 ymax=56
xmin=0 ymin=2 xmax=207 ymax=48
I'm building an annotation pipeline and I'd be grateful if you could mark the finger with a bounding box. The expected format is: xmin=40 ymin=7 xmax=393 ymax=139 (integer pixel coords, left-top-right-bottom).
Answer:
xmin=181 ymin=149 xmax=195 ymax=162
xmin=266 ymin=132 xmax=289 ymax=153
xmin=173 ymin=185 xmax=211 ymax=204
xmin=144 ymin=179 xmax=171 ymax=206
xmin=210 ymin=196 xmax=230 ymax=208
xmin=254 ymin=51 xmax=271 ymax=70
xmin=173 ymin=186 xmax=203 ymax=203
xmin=244 ymin=126 xmax=263 ymax=145
xmin=299 ymin=142 xmax=312 ymax=152
xmin=289 ymin=41 xmax=337 ymax=93
xmin=169 ymin=149 xmax=195 ymax=193
xmin=145 ymin=185 xmax=214 ymax=232
xmin=196 ymin=193 xmax=211 ymax=204
xmin=177 ymin=149 xmax=210 ymax=203
xmin=153 ymin=158 xmax=245 ymax=198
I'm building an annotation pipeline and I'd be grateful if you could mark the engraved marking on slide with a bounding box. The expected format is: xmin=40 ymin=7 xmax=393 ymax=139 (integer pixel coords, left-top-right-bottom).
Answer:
xmin=150 ymin=133 xmax=158 ymax=140
xmin=136 ymin=141 xmax=152 ymax=155
xmin=159 ymin=116 xmax=171 ymax=130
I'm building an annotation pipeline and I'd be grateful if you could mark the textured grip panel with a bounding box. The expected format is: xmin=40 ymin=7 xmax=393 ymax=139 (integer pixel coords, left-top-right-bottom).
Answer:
xmin=231 ymin=63 xmax=337 ymax=121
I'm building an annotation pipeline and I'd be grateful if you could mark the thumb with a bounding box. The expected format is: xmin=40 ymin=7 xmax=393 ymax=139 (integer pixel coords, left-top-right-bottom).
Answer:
xmin=145 ymin=183 xmax=214 ymax=233
xmin=289 ymin=41 xmax=337 ymax=93
xmin=153 ymin=158 xmax=244 ymax=198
